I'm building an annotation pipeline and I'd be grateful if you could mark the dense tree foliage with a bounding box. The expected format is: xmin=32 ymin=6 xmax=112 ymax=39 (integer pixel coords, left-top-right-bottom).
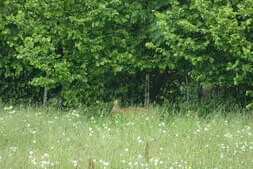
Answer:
xmin=148 ymin=0 xmax=253 ymax=107
xmin=0 ymin=0 xmax=252 ymax=108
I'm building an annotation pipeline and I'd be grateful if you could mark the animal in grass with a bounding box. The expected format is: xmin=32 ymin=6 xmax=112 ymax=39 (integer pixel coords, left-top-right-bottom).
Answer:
xmin=111 ymin=100 xmax=122 ymax=114
xmin=111 ymin=99 xmax=153 ymax=116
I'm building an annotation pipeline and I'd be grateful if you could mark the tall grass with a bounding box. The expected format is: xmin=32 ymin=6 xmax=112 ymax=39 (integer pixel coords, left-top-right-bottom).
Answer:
xmin=0 ymin=103 xmax=252 ymax=169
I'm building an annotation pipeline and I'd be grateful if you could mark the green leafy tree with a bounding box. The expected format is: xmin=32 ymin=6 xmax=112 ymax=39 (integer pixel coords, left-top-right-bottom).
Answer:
xmin=149 ymin=0 xmax=252 ymax=106
xmin=0 ymin=0 xmax=251 ymax=108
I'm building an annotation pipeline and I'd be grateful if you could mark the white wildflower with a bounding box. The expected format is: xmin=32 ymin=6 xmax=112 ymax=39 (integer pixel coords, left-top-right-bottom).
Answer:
xmin=4 ymin=106 xmax=13 ymax=110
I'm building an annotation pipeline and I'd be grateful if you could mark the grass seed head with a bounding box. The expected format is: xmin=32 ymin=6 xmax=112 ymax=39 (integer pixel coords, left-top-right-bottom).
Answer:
xmin=144 ymin=141 xmax=150 ymax=161
xmin=88 ymin=158 xmax=95 ymax=169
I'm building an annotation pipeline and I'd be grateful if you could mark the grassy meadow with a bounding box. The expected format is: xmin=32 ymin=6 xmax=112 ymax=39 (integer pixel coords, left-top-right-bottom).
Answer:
xmin=0 ymin=103 xmax=252 ymax=169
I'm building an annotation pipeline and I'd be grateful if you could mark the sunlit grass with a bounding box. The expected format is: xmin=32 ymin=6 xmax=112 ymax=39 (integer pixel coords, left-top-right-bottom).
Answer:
xmin=0 ymin=104 xmax=252 ymax=169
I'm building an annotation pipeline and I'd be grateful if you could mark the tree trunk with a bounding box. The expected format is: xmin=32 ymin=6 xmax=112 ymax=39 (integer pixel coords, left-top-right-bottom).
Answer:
xmin=144 ymin=73 xmax=150 ymax=107
xmin=198 ymin=84 xmax=203 ymax=100
xmin=43 ymin=87 xmax=48 ymax=106
xmin=185 ymin=75 xmax=189 ymax=102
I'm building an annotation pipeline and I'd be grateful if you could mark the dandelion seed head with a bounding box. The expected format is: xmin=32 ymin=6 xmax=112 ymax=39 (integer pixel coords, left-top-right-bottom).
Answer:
xmin=31 ymin=159 xmax=37 ymax=165
xmin=71 ymin=160 xmax=78 ymax=167
xmin=9 ymin=146 xmax=17 ymax=152
xmin=9 ymin=110 xmax=16 ymax=114
xmin=224 ymin=120 xmax=228 ymax=125
xmin=159 ymin=122 xmax=165 ymax=127
xmin=224 ymin=133 xmax=233 ymax=138
xmin=43 ymin=153 xmax=49 ymax=158
xmin=103 ymin=161 xmax=109 ymax=166
xmin=41 ymin=160 xmax=50 ymax=165
xmin=4 ymin=106 xmax=13 ymax=110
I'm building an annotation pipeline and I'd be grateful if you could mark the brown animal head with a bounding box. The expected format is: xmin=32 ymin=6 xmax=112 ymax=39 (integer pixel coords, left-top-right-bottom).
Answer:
xmin=111 ymin=99 xmax=122 ymax=114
